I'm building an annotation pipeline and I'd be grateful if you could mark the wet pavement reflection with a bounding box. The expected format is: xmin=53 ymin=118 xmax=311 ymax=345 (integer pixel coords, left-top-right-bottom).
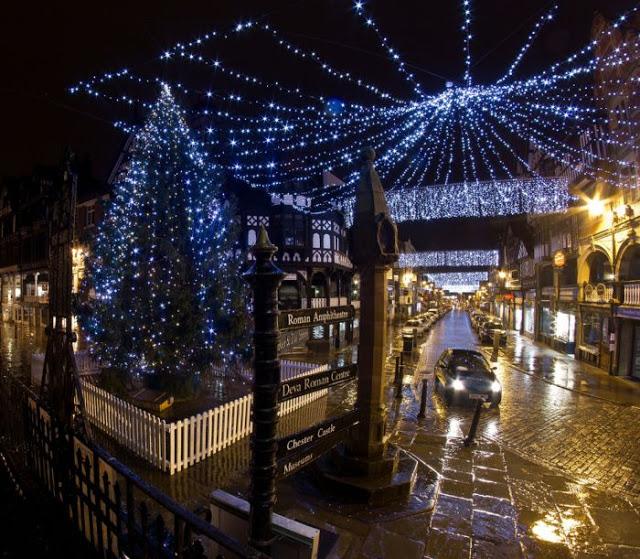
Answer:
xmin=4 ymin=312 xmax=640 ymax=557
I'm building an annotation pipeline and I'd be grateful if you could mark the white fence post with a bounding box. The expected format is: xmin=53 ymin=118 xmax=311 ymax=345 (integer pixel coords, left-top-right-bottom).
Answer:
xmin=78 ymin=358 xmax=334 ymax=474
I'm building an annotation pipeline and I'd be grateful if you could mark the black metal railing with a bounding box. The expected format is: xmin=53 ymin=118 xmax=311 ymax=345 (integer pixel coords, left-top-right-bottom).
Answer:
xmin=0 ymin=377 xmax=266 ymax=559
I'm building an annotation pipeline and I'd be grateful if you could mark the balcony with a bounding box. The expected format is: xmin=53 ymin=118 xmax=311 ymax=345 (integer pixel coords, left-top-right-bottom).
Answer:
xmin=309 ymin=249 xmax=353 ymax=269
xmin=302 ymin=297 xmax=351 ymax=309
xmin=623 ymin=281 xmax=640 ymax=306
xmin=583 ymin=284 xmax=614 ymax=304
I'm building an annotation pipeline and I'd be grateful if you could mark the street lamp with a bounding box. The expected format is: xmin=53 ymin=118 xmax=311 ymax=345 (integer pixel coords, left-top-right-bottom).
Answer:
xmin=587 ymin=197 xmax=605 ymax=217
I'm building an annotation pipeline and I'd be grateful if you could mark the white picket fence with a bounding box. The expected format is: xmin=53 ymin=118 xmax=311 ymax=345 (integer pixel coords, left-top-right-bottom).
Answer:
xmin=80 ymin=360 xmax=329 ymax=475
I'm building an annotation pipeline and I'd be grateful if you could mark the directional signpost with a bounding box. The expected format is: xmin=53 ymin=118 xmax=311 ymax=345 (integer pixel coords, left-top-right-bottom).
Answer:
xmin=279 ymin=363 xmax=357 ymax=402
xmin=276 ymin=411 xmax=359 ymax=479
xmin=278 ymin=305 xmax=355 ymax=331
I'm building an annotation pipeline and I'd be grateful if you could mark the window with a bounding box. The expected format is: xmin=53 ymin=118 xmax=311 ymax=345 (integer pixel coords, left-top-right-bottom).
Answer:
xmin=247 ymin=229 xmax=257 ymax=246
xmin=86 ymin=206 xmax=96 ymax=226
xmin=312 ymin=233 xmax=320 ymax=248
xmin=582 ymin=312 xmax=602 ymax=348
xmin=555 ymin=312 xmax=575 ymax=342
xmin=323 ymin=233 xmax=331 ymax=249
xmin=541 ymin=305 xmax=553 ymax=336
xmin=294 ymin=215 xmax=305 ymax=246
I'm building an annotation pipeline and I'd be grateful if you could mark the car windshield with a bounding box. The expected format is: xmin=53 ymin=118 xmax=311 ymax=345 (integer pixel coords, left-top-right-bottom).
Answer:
xmin=449 ymin=353 xmax=490 ymax=375
xmin=484 ymin=322 xmax=502 ymax=330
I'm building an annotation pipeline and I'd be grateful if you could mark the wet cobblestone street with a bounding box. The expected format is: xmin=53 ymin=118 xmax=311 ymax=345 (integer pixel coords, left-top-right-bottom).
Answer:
xmin=381 ymin=309 xmax=640 ymax=558
xmin=276 ymin=309 xmax=640 ymax=557
xmin=4 ymin=312 xmax=640 ymax=557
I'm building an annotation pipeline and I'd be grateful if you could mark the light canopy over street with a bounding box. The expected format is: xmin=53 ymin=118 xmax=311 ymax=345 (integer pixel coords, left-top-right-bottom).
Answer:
xmin=2 ymin=1 xmax=640 ymax=558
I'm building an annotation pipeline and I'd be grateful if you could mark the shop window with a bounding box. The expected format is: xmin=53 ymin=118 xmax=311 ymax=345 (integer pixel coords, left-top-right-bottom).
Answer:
xmin=524 ymin=304 xmax=535 ymax=334
xmin=582 ymin=312 xmax=602 ymax=348
xmin=541 ymin=305 xmax=553 ymax=336
xmin=555 ymin=311 xmax=575 ymax=343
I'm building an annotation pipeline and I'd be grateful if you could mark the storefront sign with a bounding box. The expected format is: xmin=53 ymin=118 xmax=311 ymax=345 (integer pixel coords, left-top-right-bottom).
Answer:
xmin=278 ymin=364 xmax=358 ymax=402
xmin=616 ymin=306 xmax=640 ymax=320
xmin=278 ymin=305 xmax=355 ymax=331
xmin=553 ymin=250 xmax=566 ymax=268
xmin=276 ymin=411 xmax=358 ymax=478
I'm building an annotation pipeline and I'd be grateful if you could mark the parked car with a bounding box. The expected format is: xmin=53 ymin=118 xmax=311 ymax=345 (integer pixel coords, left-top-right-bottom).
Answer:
xmin=434 ymin=349 xmax=502 ymax=406
xmin=406 ymin=318 xmax=426 ymax=337
xmin=474 ymin=314 xmax=490 ymax=333
xmin=469 ymin=311 xmax=483 ymax=328
xmin=480 ymin=320 xmax=507 ymax=344
xmin=417 ymin=314 xmax=431 ymax=331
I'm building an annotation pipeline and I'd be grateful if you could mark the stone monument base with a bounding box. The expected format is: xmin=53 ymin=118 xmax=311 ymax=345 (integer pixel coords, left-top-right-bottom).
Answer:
xmin=315 ymin=443 xmax=418 ymax=506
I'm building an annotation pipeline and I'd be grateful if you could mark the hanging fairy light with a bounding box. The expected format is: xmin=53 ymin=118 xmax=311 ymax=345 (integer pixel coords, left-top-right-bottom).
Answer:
xmin=69 ymin=1 xmax=640 ymax=209
xmin=398 ymin=250 xmax=499 ymax=268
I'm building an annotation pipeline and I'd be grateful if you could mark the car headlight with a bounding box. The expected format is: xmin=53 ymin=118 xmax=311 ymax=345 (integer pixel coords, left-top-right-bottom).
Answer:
xmin=452 ymin=379 xmax=465 ymax=391
xmin=491 ymin=380 xmax=501 ymax=392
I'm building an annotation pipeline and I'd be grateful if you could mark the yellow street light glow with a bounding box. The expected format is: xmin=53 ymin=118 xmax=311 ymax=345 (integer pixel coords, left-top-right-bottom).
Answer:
xmin=587 ymin=198 xmax=605 ymax=217
xmin=498 ymin=270 xmax=507 ymax=279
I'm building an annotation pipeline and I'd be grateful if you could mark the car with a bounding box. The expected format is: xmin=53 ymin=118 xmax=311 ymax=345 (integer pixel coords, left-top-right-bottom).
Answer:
xmin=474 ymin=314 xmax=489 ymax=332
xmin=469 ymin=311 xmax=483 ymax=328
xmin=434 ymin=349 xmax=502 ymax=406
xmin=480 ymin=320 xmax=507 ymax=344
xmin=416 ymin=314 xmax=431 ymax=331
xmin=406 ymin=318 xmax=425 ymax=337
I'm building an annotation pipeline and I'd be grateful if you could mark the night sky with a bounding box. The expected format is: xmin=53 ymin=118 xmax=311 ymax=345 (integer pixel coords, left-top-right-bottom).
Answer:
xmin=1 ymin=0 xmax=637 ymax=181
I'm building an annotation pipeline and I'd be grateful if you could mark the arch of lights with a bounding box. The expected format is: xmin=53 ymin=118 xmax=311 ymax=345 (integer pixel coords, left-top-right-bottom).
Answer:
xmin=399 ymin=250 xmax=499 ymax=269
xmin=427 ymin=272 xmax=489 ymax=293
xmin=70 ymin=1 xmax=640 ymax=212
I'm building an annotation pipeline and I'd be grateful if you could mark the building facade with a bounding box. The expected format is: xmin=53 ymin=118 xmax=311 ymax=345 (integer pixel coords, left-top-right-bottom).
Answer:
xmin=0 ymin=163 xmax=108 ymax=328
xmin=493 ymin=12 xmax=640 ymax=376
xmin=227 ymin=179 xmax=357 ymax=352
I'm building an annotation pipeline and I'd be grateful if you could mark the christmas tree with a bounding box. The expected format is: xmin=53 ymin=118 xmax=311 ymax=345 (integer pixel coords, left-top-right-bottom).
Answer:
xmin=81 ymin=85 xmax=250 ymax=388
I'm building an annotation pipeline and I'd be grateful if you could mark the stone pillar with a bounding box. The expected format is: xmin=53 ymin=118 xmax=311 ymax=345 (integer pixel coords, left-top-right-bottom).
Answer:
xmin=243 ymin=226 xmax=285 ymax=554
xmin=346 ymin=147 xmax=398 ymax=471
xmin=349 ymin=259 xmax=389 ymax=463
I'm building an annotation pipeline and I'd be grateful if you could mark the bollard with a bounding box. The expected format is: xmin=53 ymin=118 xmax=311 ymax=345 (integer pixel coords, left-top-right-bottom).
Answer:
xmin=417 ymin=378 xmax=428 ymax=418
xmin=402 ymin=331 xmax=414 ymax=353
xmin=491 ymin=330 xmax=500 ymax=362
xmin=395 ymin=368 xmax=403 ymax=400
xmin=464 ymin=398 xmax=484 ymax=447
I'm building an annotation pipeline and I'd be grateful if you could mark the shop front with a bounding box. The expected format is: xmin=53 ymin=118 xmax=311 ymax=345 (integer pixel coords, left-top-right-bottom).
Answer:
xmin=553 ymin=305 xmax=577 ymax=355
xmin=615 ymin=306 xmax=640 ymax=378
xmin=514 ymin=296 xmax=523 ymax=332
xmin=577 ymin=304 xmax=613 ymax=371
xmin=539 ymin=300 xmax=553 ymax=346
xmin=523 ymin=290 xmax=536 ymax=337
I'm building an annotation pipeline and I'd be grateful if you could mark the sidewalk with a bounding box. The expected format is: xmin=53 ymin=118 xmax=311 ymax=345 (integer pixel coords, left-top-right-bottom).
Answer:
xmin=497 ymin=332 xmax=640 ymax=407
